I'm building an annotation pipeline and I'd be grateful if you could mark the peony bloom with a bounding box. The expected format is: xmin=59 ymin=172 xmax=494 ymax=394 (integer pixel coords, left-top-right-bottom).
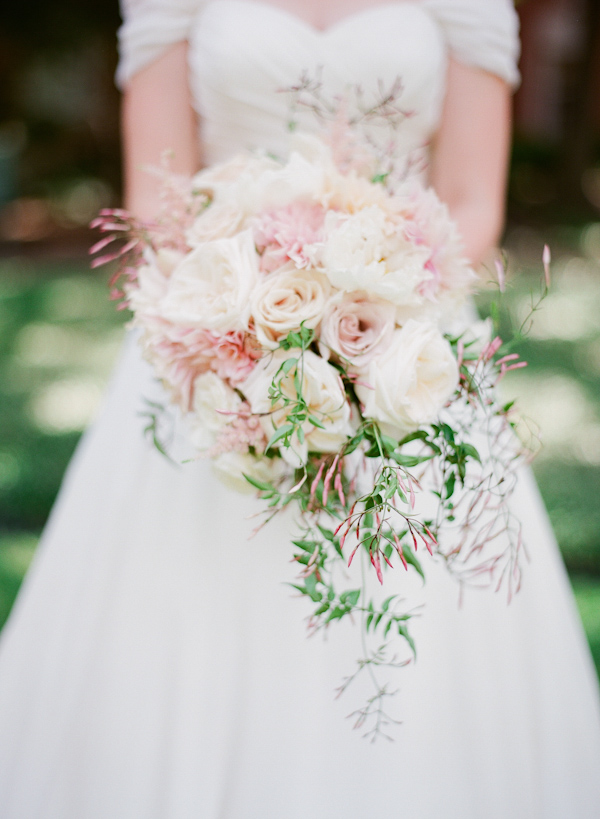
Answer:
xmin=254 ymin=201 xmax=325 ymax=273
xmin=161 ymin=230 xmax=260 ymax=332
xmin=191 ymin=153 xmax=281 ymax=202
xmin=316 ymin=205 xmax=431 ymax=307
xmin=319 ymin=168 xmax=388 ymax=213
xmin=355 ymin=320 xmax=459 ymax=438
xmin=241 ymin=348 xmax=352 ymax=467
xmin=320 ymin=291 xmax=396 ymax=370
xmin=402 ymin=186 xmax=476 ymax=308
xmin=250 ymin=266 xmax=331 ymax=349
xmin=242 ymin=150 xmax=328 ymax=213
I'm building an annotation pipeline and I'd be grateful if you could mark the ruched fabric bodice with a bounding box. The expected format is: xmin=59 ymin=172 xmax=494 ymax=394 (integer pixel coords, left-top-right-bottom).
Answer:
xmin=187 ymin=1 xmax=445 ymax=165
xmin=117 ymin=0 xmax=520 ymax=166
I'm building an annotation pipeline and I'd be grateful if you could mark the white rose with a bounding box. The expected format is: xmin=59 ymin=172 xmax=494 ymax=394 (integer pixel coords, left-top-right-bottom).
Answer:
xmin=318 ymin=206 xmax=431 ymax=306
xmin=189 ymin=372 xmax=242 ymax=450
xmin=162 ymin=230 xmax=260 ymax=331
xmin=233 ymin=151 xmax=327 ymax=214
xmin=241 ymin=348 xmax=352 ymax=467
xmin=251 ymin=267 xmax=331 ymax=349
xmin=127 ymin=248 xmax=184 ymax=317
xmin=355 ymin=320 xmax=459 ymax=438
xmin=319 ymin=291 xmax=395 ymax=370
xmin=212 ymin=451 xmax=287 ymax=494
xmin=192 ymin=153 xmax=281 ymax=201
xmin=186 ymin=200 xmax=249 ymax=245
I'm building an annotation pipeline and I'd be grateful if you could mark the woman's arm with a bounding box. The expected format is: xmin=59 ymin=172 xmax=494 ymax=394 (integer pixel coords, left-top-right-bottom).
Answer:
xmin=429 ymin=57 xmax=512 ymax=266
xmin=121 ymin=41 xmax=200 ymax=220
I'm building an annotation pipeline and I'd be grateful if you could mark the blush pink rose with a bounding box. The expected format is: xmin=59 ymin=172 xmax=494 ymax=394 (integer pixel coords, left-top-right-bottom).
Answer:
xmin=320 ymin=291 xmax=396 ymax=370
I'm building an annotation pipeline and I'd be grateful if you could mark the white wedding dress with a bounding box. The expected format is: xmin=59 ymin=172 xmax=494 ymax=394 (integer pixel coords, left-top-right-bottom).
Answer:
xmin=1 ymin=1 xmax=600 ymax=817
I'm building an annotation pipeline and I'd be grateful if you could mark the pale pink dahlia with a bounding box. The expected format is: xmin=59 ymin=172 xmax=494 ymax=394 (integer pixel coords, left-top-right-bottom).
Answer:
xmin=254 ymin=202 xmax=325 ymax=273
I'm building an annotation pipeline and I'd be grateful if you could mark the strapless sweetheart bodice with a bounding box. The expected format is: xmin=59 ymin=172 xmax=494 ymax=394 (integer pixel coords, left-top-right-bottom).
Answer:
xmin=187 ymin=1 xmax=445 ymax=166
xmin=117 ymin=0 xmax=520 ymax=167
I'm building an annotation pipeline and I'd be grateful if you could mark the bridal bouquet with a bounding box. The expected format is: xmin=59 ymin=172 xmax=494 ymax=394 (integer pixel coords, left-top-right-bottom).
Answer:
xmin=92 ymin=104 xmax=544 ymax=737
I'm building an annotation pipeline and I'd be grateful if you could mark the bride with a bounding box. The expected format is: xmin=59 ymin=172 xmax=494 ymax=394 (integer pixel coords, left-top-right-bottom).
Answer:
xmin=1 ymin=1 xmax=600 ymax=816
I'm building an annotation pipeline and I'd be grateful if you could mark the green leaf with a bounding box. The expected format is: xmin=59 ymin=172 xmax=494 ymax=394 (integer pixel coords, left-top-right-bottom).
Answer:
xmin=441 ymin=423 xmax=455 ymax=443
xmin=308 ymin=414 xmax=326 ymax=429
xmin=461 ymin=443 xmax=481 ymax=462
xmin=243 ymin=473 xmax=276 ymax=492
xmin=398 ymin=623 xmax=416 ymax=656
xmin=392 ymin=453 xmax=432 ymax=468
xmin=280 ymin=357 xmax=297 ymax=375
xmin=397 ymin=429 xmax=429 ymax=446
xmin=304 ymin=573 xmax=322 ymax=603
xmin=401 ymin=546 xmax=424 ymax=580
xmin=292 ymin=539 xmax=317 ymax=553
xmin=379 ymin=434 xmax=398 ymax=456
xmin=344 ymin=434 xmax=363 ymax=455
xmin=371 ymin=172 xmax=389 ymax=184
xmin=382 ymin=595 xmax=395 ymax=613
xmin=265 ymin=424 xmax=294 ymax=452
xmin=445 ymin=472 xmax=456 ymax=500
xmin=346 ymin=589 xmax=360 ymax=607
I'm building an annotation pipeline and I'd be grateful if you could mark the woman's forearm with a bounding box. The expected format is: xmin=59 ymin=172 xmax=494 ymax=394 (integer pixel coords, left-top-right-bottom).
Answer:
xmin=447 ymin=199 xmax=504 ymax=267
xmin=429 ymin=58 xmax=512 ymax=268
xmin=122 ymin=42 xmax=200 ymax=221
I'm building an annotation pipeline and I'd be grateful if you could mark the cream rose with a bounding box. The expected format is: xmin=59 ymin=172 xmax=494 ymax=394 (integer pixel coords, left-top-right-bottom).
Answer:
xmin=233 ymin=151 xmax=327 ymax=214
xmin=317 ymin=206 xmax=431 ymax=307
xmin=186 ymin=200 xmax=249 ymax=245
xmin=192 ymin=153 xmax=281 ymax=201
xmin=189 ymin=372 xmax=242 ymax=450
xmin=320 ymin=291 xmax=395 ymax=369
xmin=251 ymin=267 xmax=331 ymax=349
xmin=162 ymin=230 xmax=259 ymax=331
xmin=212 ymin=451 xmax=287 ymax=494
xmin=355 ymin=320 xmax=459 ymax=437
xmin=127 ymin=248 xmax=184 ymax=317
xmin=241 ymin=348 xmax=352 ymax=467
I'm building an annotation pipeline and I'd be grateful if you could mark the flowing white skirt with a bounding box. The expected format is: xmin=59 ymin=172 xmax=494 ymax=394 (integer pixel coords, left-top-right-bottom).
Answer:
xmin=1 ymin=333 xmax=599 ymax=819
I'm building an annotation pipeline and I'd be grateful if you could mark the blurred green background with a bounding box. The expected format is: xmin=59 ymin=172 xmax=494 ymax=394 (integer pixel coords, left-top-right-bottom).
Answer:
xmin=1 ymin=0 xmax=600 ymax=677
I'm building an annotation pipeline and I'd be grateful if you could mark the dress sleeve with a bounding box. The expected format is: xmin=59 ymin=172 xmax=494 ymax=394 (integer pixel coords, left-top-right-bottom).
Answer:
xmin=116 ymin=0 xmax=203 ymax=89
xmin=423 ymin=0 xmax=521 ymax=87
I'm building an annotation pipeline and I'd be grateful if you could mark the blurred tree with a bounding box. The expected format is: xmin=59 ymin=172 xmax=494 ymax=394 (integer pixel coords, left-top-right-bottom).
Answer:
xmin=559 ymin=0 xmax=600 ymax=205
xmin=0 ymin=0 xmax=122 ymax=201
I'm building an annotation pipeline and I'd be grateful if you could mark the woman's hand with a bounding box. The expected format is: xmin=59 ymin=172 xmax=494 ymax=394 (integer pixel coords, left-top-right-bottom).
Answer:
xmin=430 ymin=57 xmax=512 ymax=266
xmin=121 ymin=41 xmax=201 ymax=220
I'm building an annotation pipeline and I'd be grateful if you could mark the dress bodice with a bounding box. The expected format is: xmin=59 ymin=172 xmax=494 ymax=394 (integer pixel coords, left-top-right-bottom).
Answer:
xmin=117 ymin=0 xmax=520 ymax=167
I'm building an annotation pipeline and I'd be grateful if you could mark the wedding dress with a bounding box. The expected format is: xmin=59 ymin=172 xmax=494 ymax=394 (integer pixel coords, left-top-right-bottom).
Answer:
xmin=1 ymin=1 xmax=599 ymax=817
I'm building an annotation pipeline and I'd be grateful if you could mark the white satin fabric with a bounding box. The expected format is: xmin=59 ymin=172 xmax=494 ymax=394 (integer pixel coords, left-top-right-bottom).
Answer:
xmin=1 ymin=2 xmax=599 ymax=818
